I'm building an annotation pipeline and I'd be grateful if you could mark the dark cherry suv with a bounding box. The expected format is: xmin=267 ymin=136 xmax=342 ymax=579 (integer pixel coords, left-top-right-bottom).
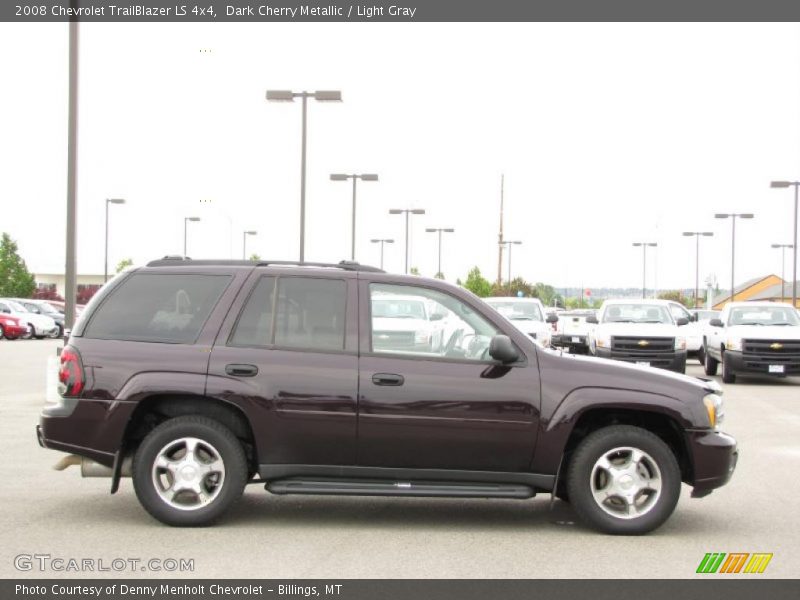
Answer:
xmin=38 ymin=258 xmax=737 ymax=534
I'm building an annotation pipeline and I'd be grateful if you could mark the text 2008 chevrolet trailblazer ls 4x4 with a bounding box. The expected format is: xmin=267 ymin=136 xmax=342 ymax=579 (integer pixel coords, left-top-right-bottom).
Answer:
xmin=38 ymin=259 xmax=737 ymax=534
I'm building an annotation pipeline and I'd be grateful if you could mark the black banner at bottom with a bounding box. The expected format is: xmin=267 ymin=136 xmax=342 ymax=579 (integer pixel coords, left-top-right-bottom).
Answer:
xmin=4 ymin=580 xmax=799 ymax=600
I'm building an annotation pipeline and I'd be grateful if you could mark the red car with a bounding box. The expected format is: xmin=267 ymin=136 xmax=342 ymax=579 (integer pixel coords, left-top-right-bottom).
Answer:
xmin=0 ymin=314 xmax=28 ymax=340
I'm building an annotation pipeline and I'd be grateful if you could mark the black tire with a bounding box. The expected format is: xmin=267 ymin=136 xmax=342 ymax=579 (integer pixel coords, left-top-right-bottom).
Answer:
xmin=696 ymin=345 xmax=705 ymax=366
xmin=566 ymin=425 xmax=681 ymax=535
xmin=703 ymin=346 xmax=718 ymax=376
xmin=721 ymin=351 xmax=736 ymax=384
xmin=0 ymin=324 xmax=4 ymax=340
xmin=49 ymin=325 xmax=63 ymax=339
xmin=674 ymin=356 xmax=686 ymax=375
xmin=133 ymin=415 xmax=247 ymax=526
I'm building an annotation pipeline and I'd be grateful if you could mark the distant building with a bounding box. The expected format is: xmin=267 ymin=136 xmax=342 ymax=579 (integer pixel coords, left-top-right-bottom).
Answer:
xmin=34 ymin=273 xmax=105 ymax=300
xmin=711 ymin=274 xmax=799 ymax=309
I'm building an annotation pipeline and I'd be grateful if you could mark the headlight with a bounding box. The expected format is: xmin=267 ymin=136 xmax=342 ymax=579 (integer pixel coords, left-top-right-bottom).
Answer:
xmin=674 ymin=337 xmax=686 ymax=350
xmin=414 ymin=331 xmax=430 ymax=344
xmin=596 ymin=334 xmax=611 ymax=348
xmin=703 ymin=393 xmax=724 ymax=428
xmin=726 ymin=338 xmax=742 ymax=351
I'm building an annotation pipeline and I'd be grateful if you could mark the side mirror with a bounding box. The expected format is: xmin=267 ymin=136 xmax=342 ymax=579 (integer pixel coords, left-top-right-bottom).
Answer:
xmin=0 ymin=308 xmax=9 ymax=314
xmin=676 ymin=317 xmax=689 ymax=326
xmin=586 ymin=315 xmax=598 ymax=324
xmin=546 ymin=314 xmax=559 ymax=324
xmin=709 ymin=318 xmax=724 ymax=328
xmin=489 ymin=335 xmax=519 ymax=364
xmin=429 ymin=312 xmax=444 ymax=322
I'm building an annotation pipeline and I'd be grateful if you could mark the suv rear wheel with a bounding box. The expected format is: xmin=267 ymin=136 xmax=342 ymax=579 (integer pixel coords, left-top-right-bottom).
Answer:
xmin=566 ymin=425 xmax=681 ymax=535
xmin=132 ymin=415 xmax=247 ymax=526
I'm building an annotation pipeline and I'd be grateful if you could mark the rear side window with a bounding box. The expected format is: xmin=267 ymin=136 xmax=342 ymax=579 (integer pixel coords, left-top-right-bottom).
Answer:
xmin=230 ymin=276 xmax=346 ymax=351
xmin=84 ymin=273 xmax=231 ymax=343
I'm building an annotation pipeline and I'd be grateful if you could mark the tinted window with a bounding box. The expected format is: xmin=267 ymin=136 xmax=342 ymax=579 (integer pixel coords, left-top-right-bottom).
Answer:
xmin=274 ymin=278 xmax=346 ymax=350
xmin=230 ymin=277 xmax=276 ymax=346
xmin=84 ymin=273 xmax=230 ymax=343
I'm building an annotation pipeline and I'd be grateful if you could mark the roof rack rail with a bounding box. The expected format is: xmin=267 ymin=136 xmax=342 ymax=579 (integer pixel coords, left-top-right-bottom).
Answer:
xmin=146 ymin=257 xmax=384 ymax=273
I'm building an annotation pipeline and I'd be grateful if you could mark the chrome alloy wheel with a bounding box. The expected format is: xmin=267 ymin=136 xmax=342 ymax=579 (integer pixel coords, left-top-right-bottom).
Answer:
xmin=151 ymin=437 xmax=225 ymax=511
xmin=590 ymin=446 xmax=662 ymax=519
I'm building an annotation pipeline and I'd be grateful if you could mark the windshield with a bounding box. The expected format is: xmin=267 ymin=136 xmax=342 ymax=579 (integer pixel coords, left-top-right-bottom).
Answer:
xmin=5 ymin=300 xmax=28 ymax=313
xmin=487 ymin=301 xmax=543 ymax=322
xmin=34 ymin=302 xmax=60 ymax=314
xmin=728 ymin=306 xmax=800 ymax=327
xmin=372 ymin=298 xmax=427 ymax=320
xmin=602 ymin=304 xmax=673 ymax=324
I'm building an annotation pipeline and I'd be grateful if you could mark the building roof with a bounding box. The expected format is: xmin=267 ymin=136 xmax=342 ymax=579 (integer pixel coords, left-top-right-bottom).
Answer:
xmin=711 ymin=274 xmax=780 ymax=307
xmin=747 ymin=280 xmax=800 ymax=301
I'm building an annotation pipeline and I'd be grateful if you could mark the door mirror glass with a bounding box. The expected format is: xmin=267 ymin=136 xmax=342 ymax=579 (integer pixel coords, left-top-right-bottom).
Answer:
xmin=585 ymin=314 xmax=598 ymax=324
xmin=429 ymin=312 xmax=445 ymax=322
xmin=676 ymin=317 xmax=689 ymax=326
xmin=709 ymin=318 xmax=724 ymax=327
xmin=489 ymin=335 xmax=519 ymax=364
xmin=546 ymin=314 xmax=559 ymax=324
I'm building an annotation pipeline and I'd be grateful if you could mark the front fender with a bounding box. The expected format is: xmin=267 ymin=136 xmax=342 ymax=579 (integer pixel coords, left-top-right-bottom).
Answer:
xmin=531 ymin=387 xmax=695 ymax=475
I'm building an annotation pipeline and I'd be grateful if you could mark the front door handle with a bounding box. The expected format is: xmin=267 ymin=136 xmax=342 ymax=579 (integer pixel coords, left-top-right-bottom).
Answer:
xmin=372 ymin=373 xmax=404 ymax=386
xmin=225 ymin=364 xmax=259 ymax=377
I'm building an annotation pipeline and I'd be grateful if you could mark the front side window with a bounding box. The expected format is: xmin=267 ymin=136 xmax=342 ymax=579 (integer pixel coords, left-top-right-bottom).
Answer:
xmin=230 ymin=276 xmax=347 ymax=351
xmin=668 ymin=303 xmax=690 ymax=322
xmin=370 ymin=283 xmax=500 ymax=361
xmin=84 ymin=273 xmax=231 ymax=343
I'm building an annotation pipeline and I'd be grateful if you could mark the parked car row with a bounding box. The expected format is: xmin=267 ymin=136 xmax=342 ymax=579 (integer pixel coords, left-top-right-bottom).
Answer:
xmin=0 ymin=299 xmax=61 ymax=340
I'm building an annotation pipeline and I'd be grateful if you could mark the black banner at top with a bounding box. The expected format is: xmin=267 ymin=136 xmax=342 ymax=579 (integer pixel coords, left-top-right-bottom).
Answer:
xmin=3 ymin=0 xmax=800 ymax=22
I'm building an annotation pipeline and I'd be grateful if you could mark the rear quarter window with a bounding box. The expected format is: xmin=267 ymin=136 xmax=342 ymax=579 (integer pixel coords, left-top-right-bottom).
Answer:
xmin=83 ymin=273 xmax=231 ymax=343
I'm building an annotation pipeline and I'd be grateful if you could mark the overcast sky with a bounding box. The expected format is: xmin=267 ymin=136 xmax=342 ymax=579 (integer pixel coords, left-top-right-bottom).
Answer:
xmin=1 ymin=22 xmax=800 ymax=291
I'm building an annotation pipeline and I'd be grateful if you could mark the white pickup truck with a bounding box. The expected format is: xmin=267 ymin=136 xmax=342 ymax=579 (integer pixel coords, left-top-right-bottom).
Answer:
xmin=587 ymin=299 xmax=689 ymax=373
xmin=703 ymin=301 xmax=800 ymax=384
xmin=551 ymin=309 xmax=595 ymax=354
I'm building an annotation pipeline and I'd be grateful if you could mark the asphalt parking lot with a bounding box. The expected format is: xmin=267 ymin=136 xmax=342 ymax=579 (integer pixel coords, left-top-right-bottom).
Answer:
xmin=1 ymin=339 xmax=798 ymax=579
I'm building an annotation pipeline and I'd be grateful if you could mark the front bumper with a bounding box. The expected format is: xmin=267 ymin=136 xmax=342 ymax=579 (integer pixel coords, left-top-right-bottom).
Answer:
xmin=725 ymin=349 xmax=800 ymax=376
xmin=686 ymin=429 xmax=738 ymax=495
xmin=552 ymin=334 xmax=588 ymax=348
xmin=595 ymin=347 xmax=687 ymax=371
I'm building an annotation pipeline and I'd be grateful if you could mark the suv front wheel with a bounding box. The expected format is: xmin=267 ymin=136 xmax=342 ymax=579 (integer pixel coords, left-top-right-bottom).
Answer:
xmin=566 ymin=425 xmax=681 ymax=535
xmin=133 ymin=415 xmax=247 ymax=526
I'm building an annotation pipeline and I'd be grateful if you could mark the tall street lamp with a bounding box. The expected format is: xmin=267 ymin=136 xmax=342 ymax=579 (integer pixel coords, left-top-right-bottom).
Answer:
xmin=632 ymin=242 xmax=657 ymax=299
xmin=370 ymin=238 xmax=394 ymax=270
xmin=243 ymin=230 xmax=257 ymax=259
xmin=499 ymin=240 xmax=522 ymax=284
xmin=425 ymin=228 xmax=455 ymax=277
xmin=104 ymin=198 xmax=126 ymax=282
xmin=266 ymin=89 xmax=342 ymax=262
xmin=770 ymin=181 xmax=799 ymax=307
xmin=714 ymin=213 xmax=754 ymax=303
xmin=389 ymin=208 xmax=426 ymax=274
xmin=330 ymin=173 xmax=378 ymax=260
xmin=771 ymin=243 xmax=794 ymax=303
xmin=682 ymin=231 xmax=713 ymax=308
xmin=184 ymin=217 xmax=200 ymax=257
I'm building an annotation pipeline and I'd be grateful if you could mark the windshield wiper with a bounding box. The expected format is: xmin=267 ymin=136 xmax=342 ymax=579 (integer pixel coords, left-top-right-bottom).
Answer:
xmin=607 ymin=319 xmax=635 ymax=323
xmin=771 ymin=323 xmax=795 ymax=326
xmin=737 ymin=322 xmax=764 ymax=326
xmin=510 ymin=316 xmax=536 ymax=321
xmin=639 ymin=320 xmax=665 ymax=324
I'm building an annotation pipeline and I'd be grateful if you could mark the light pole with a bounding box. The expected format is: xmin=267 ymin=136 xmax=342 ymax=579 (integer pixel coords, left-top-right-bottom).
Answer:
xmin=770 ymin=181 xmax=799 ymax=307
xmin=104 ymin=198 xmax=126 ymax=282
xmin=715 ymin=213 xmax=754 ymax=303
xmin=425 ymin=228 xmax=455 ymax=278
xmin=184 ymin=217 xmax=200 ymax=257
xmin=632 ymin=242 xmax=657 ymax=298
xmin=242 ymin=230 xmax=257 ymax=259
xmin=266 ymin=90 xmax=342 ymax=262
xmin=389 ymin=209 xmax=426 ymax=274
xmin=330 ymin=173 xmax=378 ymax=260
xmin=682 ymin=231 xmax=713 ymax=308
xmin=499 ymin=240 xmax=522 ymax=284
xmin=370 ymin=238 xmax=394 ymax=270
xmin=771 ymin=243 xmax=794 ymax=303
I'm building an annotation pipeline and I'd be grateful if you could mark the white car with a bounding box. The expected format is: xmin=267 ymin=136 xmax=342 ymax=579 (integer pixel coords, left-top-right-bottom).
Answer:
xmin=371 ymin=294 xmax=446 ymax=353
xmin=587 ymin=299 xmax=689 ymax=373
xmin=0 ymin=299 xmax=59 ymax=339
xmin=484 ymin=297 xmax=557 ymax=347
xmin=703 ymin=301 xmax=800 ymax=384
xmin=665 ymin=301 xmax=703 ymax=361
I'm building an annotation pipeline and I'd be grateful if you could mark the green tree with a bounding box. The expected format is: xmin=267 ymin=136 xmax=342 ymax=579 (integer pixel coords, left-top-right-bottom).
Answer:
xmin=0 ymin=232 xmax=35 ymax=298
xmin=464 ymin=267 xmax=492 ymax=297
xmin=248 ymin=253 xmax=261 ymax=261
xmin=658 ymin=290 xmax=692 ymax=308
xmin=115 ymin=258 xmax=133 ymax=273
xmin=434 ymin=271 xmax=445 ymax=280
xmin=409 ymin=267 xmax=420 ymax=275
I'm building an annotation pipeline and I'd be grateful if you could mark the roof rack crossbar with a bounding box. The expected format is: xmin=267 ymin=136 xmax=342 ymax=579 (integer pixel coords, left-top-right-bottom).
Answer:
xmin=145 ymin=257 xmax=384 ymax=273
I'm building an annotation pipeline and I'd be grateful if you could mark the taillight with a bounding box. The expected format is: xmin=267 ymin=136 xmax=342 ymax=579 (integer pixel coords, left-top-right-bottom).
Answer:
xmin=58 ymin=346 xmax=85 ymax=397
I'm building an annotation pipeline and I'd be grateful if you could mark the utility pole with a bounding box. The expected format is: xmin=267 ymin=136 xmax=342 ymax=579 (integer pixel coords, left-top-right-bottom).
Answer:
xmin=497 ymin=174 xmax=504 ymax=285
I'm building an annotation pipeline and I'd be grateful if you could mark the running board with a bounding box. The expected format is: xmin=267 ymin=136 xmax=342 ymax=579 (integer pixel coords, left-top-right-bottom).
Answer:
xmin=266 ymin=478 xmax=535 ymax=499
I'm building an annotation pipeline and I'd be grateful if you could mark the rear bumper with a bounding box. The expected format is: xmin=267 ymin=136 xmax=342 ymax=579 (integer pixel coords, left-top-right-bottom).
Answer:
xmin=725 ymin=349 xmax=800 ymax=376
xmin=687 ymin=429 xmax=738 ymax=495
xmin=2 ymin=325 xmax=28 ymax=337
xmin=552 ymin=334 xmax=588 ymax=348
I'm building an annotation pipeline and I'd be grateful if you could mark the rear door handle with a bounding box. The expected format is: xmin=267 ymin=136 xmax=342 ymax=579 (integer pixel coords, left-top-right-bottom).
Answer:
xmin=372 ymin=373 xmax=404 ymax=386
xmin=225 ymin=364 xmax=259 ymax=377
